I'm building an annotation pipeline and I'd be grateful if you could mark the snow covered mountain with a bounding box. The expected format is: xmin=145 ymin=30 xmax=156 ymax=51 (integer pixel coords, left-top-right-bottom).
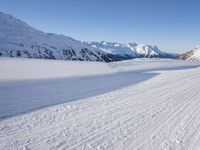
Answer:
xmin=87 ymin=41 xmax=177 ymax=59
xmin=0 ymin=12 xmax=115 ymax=62
xmin=180 ymin=45 xmax=200 ymax=61
xmin=0 ymin=11 xmax=177 ymax=62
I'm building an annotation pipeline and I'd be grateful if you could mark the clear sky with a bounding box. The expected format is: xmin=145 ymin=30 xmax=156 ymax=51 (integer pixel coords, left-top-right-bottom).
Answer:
xmin=1 ymin=0 xmax=200 ymax=53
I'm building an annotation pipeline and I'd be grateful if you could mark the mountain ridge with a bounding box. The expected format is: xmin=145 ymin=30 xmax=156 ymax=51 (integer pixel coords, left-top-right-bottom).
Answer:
xmin=0 ymin=11 xmax=177 ymax=62
xmin=86 ymin=41 xmax=177 ymax=59
xmin=180 ymin=45 xmax=200 ymax=61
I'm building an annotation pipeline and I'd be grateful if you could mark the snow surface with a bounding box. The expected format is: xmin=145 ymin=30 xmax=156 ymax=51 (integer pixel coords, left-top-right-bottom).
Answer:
xmin=0 ymin=57 xmax=115 ymax=81
xmin=0 ymin=58 xmax=200 ymax=149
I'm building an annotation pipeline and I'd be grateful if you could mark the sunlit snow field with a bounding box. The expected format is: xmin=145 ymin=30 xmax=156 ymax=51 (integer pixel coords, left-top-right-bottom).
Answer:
xmin=0 ymin=57 xmax=200 ymax=149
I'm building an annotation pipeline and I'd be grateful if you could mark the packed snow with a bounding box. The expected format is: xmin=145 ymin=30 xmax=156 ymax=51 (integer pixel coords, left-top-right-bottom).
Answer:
xmin=0 ymin=58 xmax=200 ymax=149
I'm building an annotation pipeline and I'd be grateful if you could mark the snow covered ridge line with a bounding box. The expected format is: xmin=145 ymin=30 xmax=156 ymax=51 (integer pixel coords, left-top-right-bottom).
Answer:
xmin=0 ymin=11 xmax=177 ymax=62
xmin=85 ymin=41 xmax=178 ymax=59
xmin=180 ymin=45 xmax=200 ymax=61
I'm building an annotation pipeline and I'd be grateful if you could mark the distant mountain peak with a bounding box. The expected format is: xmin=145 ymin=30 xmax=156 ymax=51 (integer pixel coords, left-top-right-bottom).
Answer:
xmin=180 ymin=46 xmax=200 ymax=61
xmin=87 ymin=41 xmax=176 ymax=59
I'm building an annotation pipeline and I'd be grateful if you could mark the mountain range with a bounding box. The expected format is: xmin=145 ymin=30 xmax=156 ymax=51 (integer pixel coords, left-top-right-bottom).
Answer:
xmin=0 ymin=11 xmax=178 ymax=62
xmin=87 ymin=41 xmax=178 ymax=60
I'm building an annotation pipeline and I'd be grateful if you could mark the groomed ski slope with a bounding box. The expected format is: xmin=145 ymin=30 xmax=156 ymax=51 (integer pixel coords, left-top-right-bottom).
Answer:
xmin=0 ymin=58 xmax=200 ymax=149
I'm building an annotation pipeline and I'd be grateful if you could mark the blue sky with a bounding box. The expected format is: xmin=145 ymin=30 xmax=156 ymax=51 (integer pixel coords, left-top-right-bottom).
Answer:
xmin=1 ymin=0 xmax=200 ymax=53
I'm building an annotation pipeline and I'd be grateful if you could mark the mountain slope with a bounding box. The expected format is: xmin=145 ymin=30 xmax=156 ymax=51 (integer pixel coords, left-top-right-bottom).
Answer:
xmin=0 ymin=11 xmax=177 ymax=62
xmin=180 ymin=45 xmax=200 ymax=61
xmin=0 ymin=12 xmax=114 ymax=62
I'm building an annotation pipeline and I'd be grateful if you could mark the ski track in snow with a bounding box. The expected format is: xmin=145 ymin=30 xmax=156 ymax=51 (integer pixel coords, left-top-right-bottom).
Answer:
xmin=0 ymin=59 xmax=200 ymax=149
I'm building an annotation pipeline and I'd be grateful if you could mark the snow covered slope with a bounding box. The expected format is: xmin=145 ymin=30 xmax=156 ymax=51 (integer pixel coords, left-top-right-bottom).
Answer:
xmin=0 ymin=58 xmax=200 ymax=149
xmin=180 ymin=45 xmax=200 ymax=61
xmin=87 ymin=41 xmax=178 ymax=59
xmin=0 ymin=11 xmax=114 ymax=62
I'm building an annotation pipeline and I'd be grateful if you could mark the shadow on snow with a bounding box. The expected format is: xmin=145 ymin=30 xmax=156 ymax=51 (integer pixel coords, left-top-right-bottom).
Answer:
xmin=0 ymin=65 xmax=199 ymax=121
